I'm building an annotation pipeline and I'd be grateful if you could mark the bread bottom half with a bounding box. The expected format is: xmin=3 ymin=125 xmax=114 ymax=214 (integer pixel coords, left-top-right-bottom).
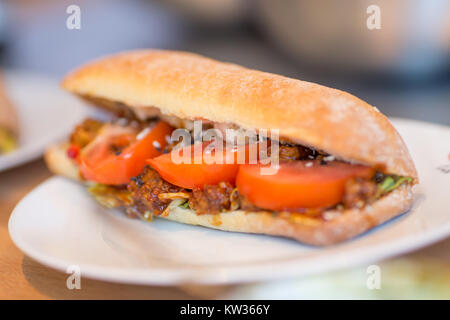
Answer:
xmin=45 ymin=144 xmax=414 ymax=246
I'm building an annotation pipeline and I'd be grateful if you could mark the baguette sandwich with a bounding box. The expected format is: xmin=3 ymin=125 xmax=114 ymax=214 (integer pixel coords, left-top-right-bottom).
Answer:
xmin=45 ymin=50 xmax=417 ymax=245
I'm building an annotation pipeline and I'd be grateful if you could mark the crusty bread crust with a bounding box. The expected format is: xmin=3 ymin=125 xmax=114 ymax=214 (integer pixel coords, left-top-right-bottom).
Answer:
xmin=44 ymin=144 xmax=414 ymax=246
xmin=61 ymin=50 xmax=417 ymax=179
xmin=44 ymin=143 xmax=81 ymax=181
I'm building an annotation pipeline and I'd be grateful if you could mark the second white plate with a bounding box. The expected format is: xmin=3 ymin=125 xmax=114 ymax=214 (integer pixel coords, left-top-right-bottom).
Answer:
xmin=0 ymin=71 xmax=90 ymax=171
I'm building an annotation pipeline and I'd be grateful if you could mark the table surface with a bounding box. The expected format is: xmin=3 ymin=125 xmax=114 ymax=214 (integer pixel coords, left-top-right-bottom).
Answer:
xmin=0 ymin=158 xmax=449 ymax=299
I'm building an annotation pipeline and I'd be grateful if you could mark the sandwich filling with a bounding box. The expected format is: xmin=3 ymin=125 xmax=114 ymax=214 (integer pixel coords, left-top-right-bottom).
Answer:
xmin=65 ymin=115 xmax=413 ymax=221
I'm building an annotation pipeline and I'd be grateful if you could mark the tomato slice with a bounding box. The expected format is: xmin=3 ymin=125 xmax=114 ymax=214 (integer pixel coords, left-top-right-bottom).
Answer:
xmin=147 ymin=142 xmax=264 ymax=189
xmin=236 ymin=161 xmax=375 ymax=211
xmin=79 ymin=121 xmax=173 ymax=185
xmin=148 ymin=143 xmax=236 ymax=189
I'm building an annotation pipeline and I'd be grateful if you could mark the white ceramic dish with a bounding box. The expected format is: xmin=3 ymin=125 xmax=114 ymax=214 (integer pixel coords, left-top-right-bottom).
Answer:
xmin=0 ymin=71 xmax=89 ymax=172
xmin=8 ymin=118 xmax=450 ymax=285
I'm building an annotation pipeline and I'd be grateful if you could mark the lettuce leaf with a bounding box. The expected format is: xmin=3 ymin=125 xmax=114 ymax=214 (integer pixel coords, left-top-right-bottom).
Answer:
xmin=377 ymin=175 xmax=413 ymax=197
xmin=180 ymin=200 xmax=190 ymax=209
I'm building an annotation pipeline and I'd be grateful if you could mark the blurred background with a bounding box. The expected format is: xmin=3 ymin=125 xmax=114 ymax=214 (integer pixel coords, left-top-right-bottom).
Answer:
xmin=0 ymin=0 xmax=448 ymax=125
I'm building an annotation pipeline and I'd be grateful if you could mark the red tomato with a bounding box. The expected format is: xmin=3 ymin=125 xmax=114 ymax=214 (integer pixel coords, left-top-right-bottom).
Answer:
xmin=147 ymin=142 xmax=264 ymax=189
xmin=79 ymin=121 xmax=173 ymax=185
xmin=236 ymin=161 xmax=375 ymax=211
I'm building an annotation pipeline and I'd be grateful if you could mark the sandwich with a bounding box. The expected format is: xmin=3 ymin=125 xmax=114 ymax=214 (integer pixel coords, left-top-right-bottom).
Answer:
xmin=45 ymin=50 xmax=417 ymax=245
xmin=0 ymin=73 xmax=19 ymax=154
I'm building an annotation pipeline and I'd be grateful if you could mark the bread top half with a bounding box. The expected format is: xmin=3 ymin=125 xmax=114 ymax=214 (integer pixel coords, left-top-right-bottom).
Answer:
xmin=61 ymin=50 xmax=417 ymax=180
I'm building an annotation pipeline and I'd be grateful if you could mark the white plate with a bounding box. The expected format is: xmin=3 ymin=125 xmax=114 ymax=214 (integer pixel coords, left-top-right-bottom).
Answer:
xmin=0 ymin=71 xmax=90 ymax=171
xmin=8 ymin=119 xmax=450 ymax=285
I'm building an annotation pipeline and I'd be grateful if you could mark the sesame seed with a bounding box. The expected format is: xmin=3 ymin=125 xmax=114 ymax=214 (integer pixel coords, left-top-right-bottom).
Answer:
xmin=136 ymin=127 xmax=150 ymax=140
xmin=152 ymin=140 xmax=161 ymax=151
xmin=305 ymin=162 xmax=313 ymax=167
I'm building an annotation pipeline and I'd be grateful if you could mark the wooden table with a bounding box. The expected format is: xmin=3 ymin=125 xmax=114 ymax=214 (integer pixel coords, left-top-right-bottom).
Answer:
xmin=1 ymin=158 xmax=449 ymax=299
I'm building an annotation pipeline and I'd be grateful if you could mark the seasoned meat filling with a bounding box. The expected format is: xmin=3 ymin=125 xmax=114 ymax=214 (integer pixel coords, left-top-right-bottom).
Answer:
xmin=128 ymin=167 xmax=236 ymax=216
xmin=70 ymin=118 xmax=103 ymax=148
xmin=91 ymin=167 xmax=393 ymax=219
xmin=72 ymin=118 xmax=405 ymax=218
xmin=343 ymin=177 xmax=378 ymax=209
xmin=128 ymin=166 xmax=185 ymax=215
xmin=278 ymin=145 xmax=316 ymax=161
xmin=189 ymin=182 xmax=234 ymax=215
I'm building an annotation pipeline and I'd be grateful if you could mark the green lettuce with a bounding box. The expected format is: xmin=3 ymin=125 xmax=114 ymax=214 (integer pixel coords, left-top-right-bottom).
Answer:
xmin=377 ymin=175 xmax=413 ymax=197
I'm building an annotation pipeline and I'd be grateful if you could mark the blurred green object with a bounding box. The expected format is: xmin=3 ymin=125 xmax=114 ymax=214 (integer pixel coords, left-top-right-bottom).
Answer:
xmin=369 ymin=259 xmax=450 ymax=299
xmin=226 ymin=258 xmax=450 ymax=299
xmin=314 ymin=259 xmax=450 ymax=299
